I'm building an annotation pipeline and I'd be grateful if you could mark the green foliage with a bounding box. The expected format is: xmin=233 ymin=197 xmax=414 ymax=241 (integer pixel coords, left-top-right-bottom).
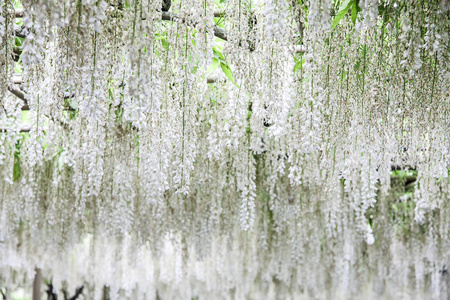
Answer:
xmin=124 ymin=0 xmax=132 ymax=10
xmin=213 ymin=46 xmax=235 ymax=84
xmin=351 ymin=1 xmax=362 ymax=24
xmin=207 ymin=58 xmax=219 ymax=74
xmin=13 ymin=157 xmax=21 ymax=182
xmin=155 ymin=32 xmax=169 ymax=51
xmin=14 ymin=36 xmax=24 ymax=47
xmin=213 ymin=46 xmax=225 ymax=62
xmin=331 ymin=0 xmax=362 ymax=29
xmin=390 ymin=200 xmax=415 ymax=234
xmin=220 ymin=62 xmax=234 ymax=83
xmin=293 ymin=56 xmax=305 ymax=72
xmin=390 ymin=170 xmax=418 ymax=178
xmin=13 ymin=135 xmax=27 ymax=182
xmin=331 ymin=0 xmax=353 ymax=29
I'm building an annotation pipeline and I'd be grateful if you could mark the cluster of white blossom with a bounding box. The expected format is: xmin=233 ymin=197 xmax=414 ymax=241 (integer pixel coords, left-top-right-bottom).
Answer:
xmin=0 ymin=0 xmax=450 ymax=299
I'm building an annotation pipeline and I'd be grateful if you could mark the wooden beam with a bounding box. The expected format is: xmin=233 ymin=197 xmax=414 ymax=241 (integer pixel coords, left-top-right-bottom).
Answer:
xmin=160 ymin=11 xmax=228 ymax=41
xmin=12 ymin=76 xmax=23 ymax=84
xmin=8 ymin=8 xmax=24 ymax=18
xmin=0 ymin=126 xmax=31 ymax=133
xmin=214 ymin=11 xmax=225 ymax=18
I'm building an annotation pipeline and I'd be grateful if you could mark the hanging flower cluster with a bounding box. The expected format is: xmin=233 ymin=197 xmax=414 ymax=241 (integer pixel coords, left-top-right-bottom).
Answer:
xmin=0 ymin=0 xmax=449 ymax=299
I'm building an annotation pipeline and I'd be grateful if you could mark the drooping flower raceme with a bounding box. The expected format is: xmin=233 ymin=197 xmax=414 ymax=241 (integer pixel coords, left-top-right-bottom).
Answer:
xmin=0 ymin=1 xmax=449 ymax=299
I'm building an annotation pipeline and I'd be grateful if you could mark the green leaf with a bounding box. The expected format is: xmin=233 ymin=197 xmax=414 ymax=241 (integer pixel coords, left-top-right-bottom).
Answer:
xmin=213 ymin=48 xmax=225 ymax=63
xmin=192 ymin=64 xmax=199 ymax=74
xmin=351 ymin=0 xmax=362 ymax=25
xmin=207 ymin=58 xmax=219 ymax=74
xmin=21 ymin=110 xmax=30 ymax=125
xmin=341 ymin=70 xmax=348 ymax=82
xmin=214 ymin=18 xmax=225 ymax=28
xmin=293 ymin=57 xmax=305 ymax=72
xmin=14 ymin=62 xmax=22 ymax=74
xmin=302 ymin=73 xmax=311 ymax=83
xmin=331 ymin=0 xmax=353 ymax=29
xmin=124 ymin=0 xmax=131 ymax=10
xmin=14 ymin=36 xmax=24 ymax=47
xmin=378 ymin=4 xmax=385 ymax=16
xmin=220 ymin=62 xmax=234 ymax=83
xmin=159 ymin=37 xmax=169 ymax=50
xmin=13 ymin=157 xmax=20 ymax=182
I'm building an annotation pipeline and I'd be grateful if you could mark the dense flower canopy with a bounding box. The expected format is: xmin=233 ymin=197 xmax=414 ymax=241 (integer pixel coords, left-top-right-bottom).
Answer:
xmin=0 ymin=0 xmax=449 ymax=299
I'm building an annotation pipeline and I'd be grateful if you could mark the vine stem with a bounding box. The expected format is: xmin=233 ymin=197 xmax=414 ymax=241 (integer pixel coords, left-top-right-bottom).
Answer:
xmin=181 ymin=25 xmax=188 ymax=190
